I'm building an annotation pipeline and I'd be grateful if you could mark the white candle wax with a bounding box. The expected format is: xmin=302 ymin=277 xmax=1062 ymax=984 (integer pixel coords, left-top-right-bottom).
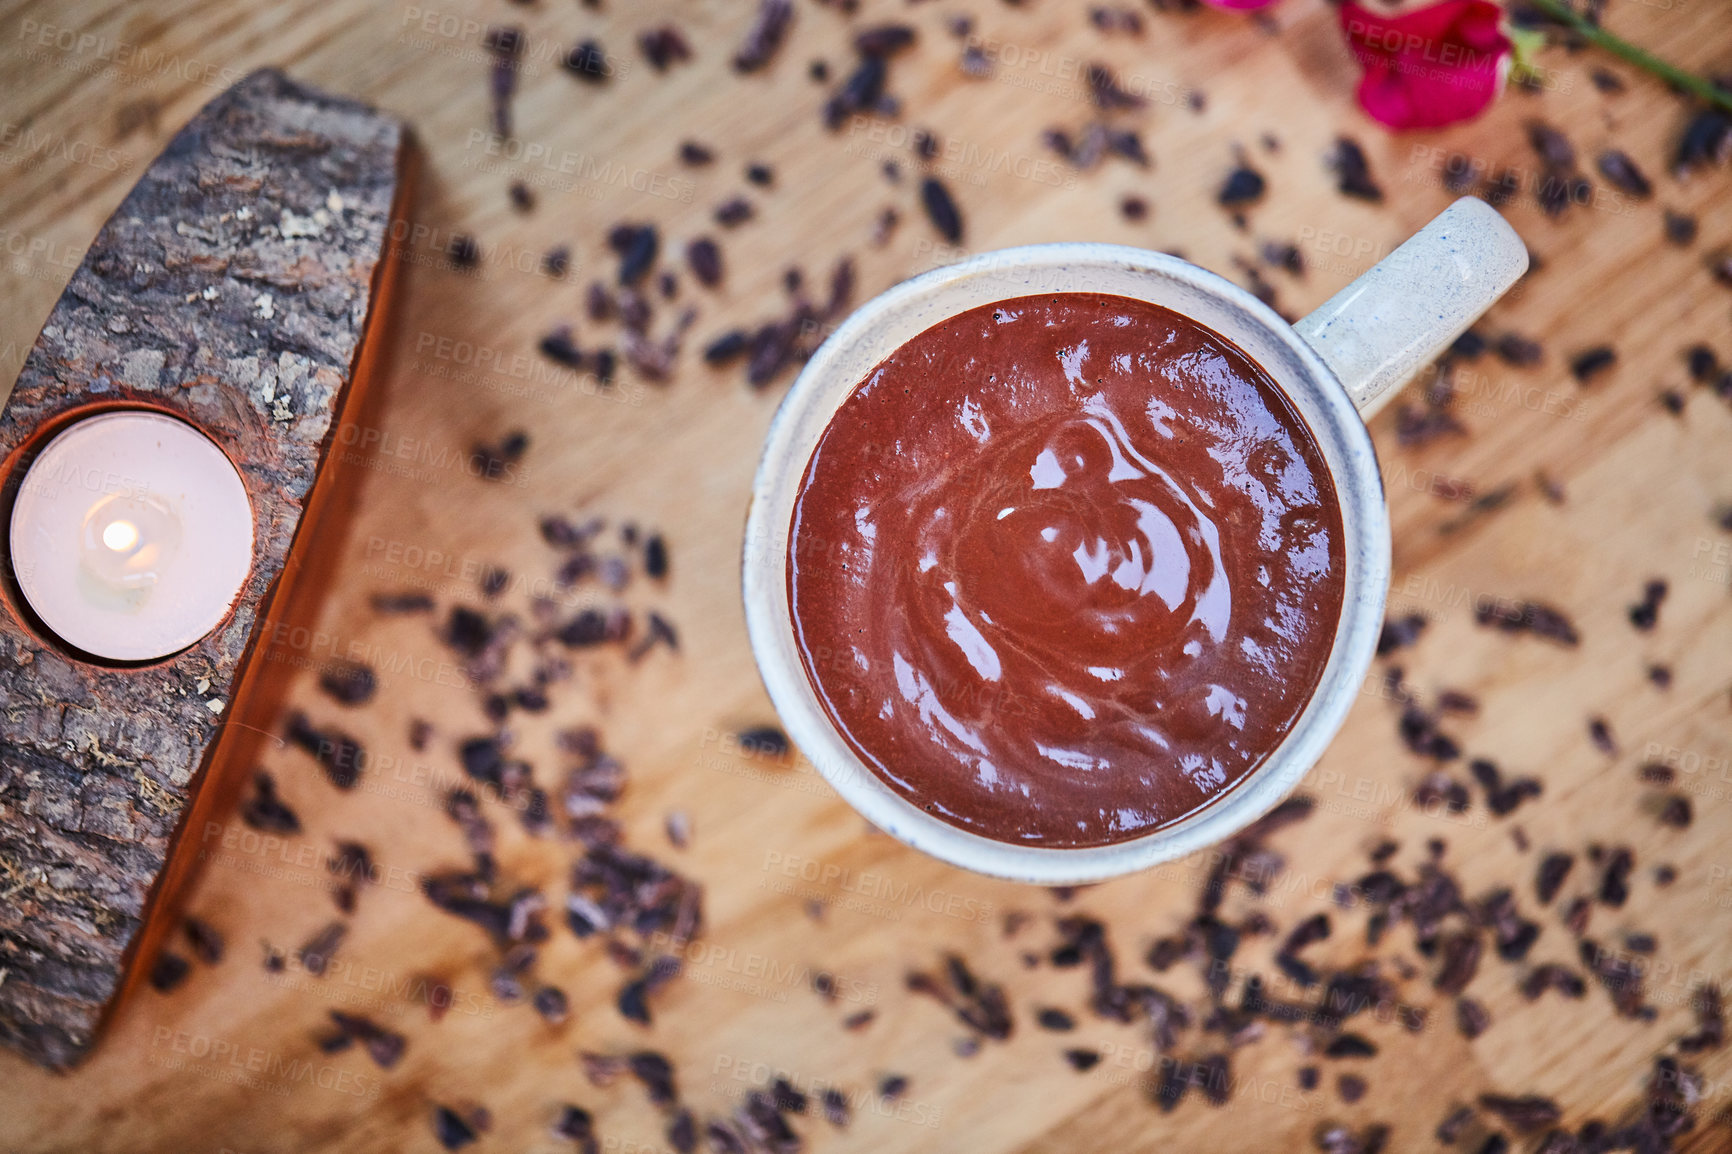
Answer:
xmin=9 ymin=411 xmax=254 ymax=662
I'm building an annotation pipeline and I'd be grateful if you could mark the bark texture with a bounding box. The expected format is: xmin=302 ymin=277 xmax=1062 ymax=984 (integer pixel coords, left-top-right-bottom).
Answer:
xmin=0 ymin=69 xmax=403 ymax=1069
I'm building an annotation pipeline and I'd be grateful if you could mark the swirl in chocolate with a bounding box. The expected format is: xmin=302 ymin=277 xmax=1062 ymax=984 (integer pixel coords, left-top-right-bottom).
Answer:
xmin=789 ymin=294 xmax=1344 ymax=848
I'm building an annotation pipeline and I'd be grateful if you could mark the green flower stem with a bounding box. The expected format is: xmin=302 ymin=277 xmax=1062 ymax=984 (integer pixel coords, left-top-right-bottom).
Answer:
xmin=1522 ymin=0 xmax=1732 ymax=115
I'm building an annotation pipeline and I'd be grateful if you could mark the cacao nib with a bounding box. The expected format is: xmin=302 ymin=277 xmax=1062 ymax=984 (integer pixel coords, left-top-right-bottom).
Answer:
xmin=1478 ymin=1094 xmax=1561 ymax=1133
xmin=734 ymin=0 xmax=794 ymax=73
xmin=1596 ymin=150 xmax=1652 ymax=197
xmin=241 ymin=771 xmax=301 ymax=834
xmin=564 ymin=40 xmax=610 ymax=82
xmin=920 ymin=176 xmax=964 ymax=243
xmin=1329 ymin=137 xmax=1383 ymax=202
xmin=286 ymin=712 xmax=366 ymax=789
xmin=318 ymin=660 xmax=377 ymax=706
xmin=686 ymin=238 xmax=723 ymax=288
xmin=149 ymin=952 xmax=191 ymax=992
xmin=1536 ymin=853 xmax=1573 ymax=904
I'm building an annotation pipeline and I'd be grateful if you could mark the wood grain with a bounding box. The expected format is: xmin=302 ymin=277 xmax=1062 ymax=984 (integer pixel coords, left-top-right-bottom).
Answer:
xmin=0 ymin=0 xmax=1729 ymax=1150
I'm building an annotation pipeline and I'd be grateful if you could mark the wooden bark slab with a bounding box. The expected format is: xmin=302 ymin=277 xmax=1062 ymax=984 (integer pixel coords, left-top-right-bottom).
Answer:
xmin=0 ymin=68 xmax=404 ymax=1069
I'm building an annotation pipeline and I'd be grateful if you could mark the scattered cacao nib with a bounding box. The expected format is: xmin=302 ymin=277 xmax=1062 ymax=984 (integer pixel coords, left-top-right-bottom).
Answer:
xmin=1664 ymin=210 xmax=1699 ymax=246
xmin=298 ymin=921 xmax=347 ymax=976
xmin=329 ymin=840 xmax=376 ymax=912
xmin=1562 ymin=896 xmax=1592 ymax=937
xmin=1433 ymin=931 xmax=1482 ymax=995
xmin=1580 ymin=937 xmax=1648 ymax=1017
xmin=1337 ymin=1074 xmax=1368 ymax=1104
xmin=686 ymin=238 xmax=723 ymax=289
xmin=483 ymin=26 xmax=523 ymax=138
xmin=628 ymin=1049 xmax=678 ymax=1107
xmin=149 ymin=951 xmax=191 ymax=992
xmin=1377 ymin=613 xmax=1427 ymax=656
xmin=734 ymin=0 xmax=794 ymax=73
xmin=638 ymin=25 xmax=692 ymax=71
xmin=564 ymin=39 xmax=611 ymax=83
xmin=821 ymin=1086 xmax=850 ymax=1128
xmin=1476 ymin=1135 xmax=1509 ymax=1154
xmin=629 ymin=611 xmax=680 ymax=660
xmin=1479 ymin=1094 xmax=1561 ymax=1133
xmin=471 ymin=431 xmax=529 ymax=479
xmin=1599 ymin=847 xmax=1634 ymax=907
xmin=372 ymin=591 xmax=434 ymax=615
xmin=1535 ymin=853 xmax=1574 ymax=905
xmin=1595 ymin=150 xmax=1652 ymax=197
xmin=715 ymin=197 xmax=755 ymax=227
xmin=906 ymin=954 xmax=1013 ymax=1040
xmin=1658 ymin=795 xmax=1692 ymax=828
xmin=552 ymin=1104 xmax=597 ymax=1151
xmin=1521 ymin=964 xmax=1586 ymax=1001
xmin=1084 ymin=61 xmax=1144 ymax=110
xmin=1398 ymin=703 xmax=1461 ymax=761
xmin=508 ymin=180 xmax=534 ymax=213
xmin=843 ymin=1009 xmax=876 ymax=1031
xmin=1679 ymin=985 xmax=1725 ymax=1053
xmin=1394 ymin=402 xmax=1464 ymax=447
xmin=182 ymin=917 xmax=224 ymax=966
xmin=433 ymin=1106 xmax=478 ymax=1150
xmin=1119 ymin=194 xmax=1149 ymax=222
xmin=1455 ymin=997 xmax=1490 ymax=1039
xmin=920 ymin=176 xmax=964 ymax=243
xmin=1037 ymin=1007 xmax=1076 ymax=1031
xmin=241 ymin=770 xmax=301 ymax=834
xmin=446 ymin=234 xmax=480 ymax=270
xmin=1324 ymin=1033 xmax=1377 ymax=1059
xmin=1627 ymin=579 xmax=1667 ymax=631
xmin=539 ymin=326 xmax=585 ymax=370
xmin=1672 ymin=109 xmax=1731 ymax=178
xmin=1437 ymin=1104 xmax=1476 ymax=1144
xmin=1328 ymin=137 xmax=1383 ymax=202
xmin=1568 ymin=346 xmax=1616 ymax=383
xmin=1090 ymin=6 xmax=1145 ymax=34
xmin=1480 ymin=169 xmax=1520 ymax=209
xmin=608 ymin=223 xmax=660 ymax=287
xmin=704 ymin=330 xmax=751 ymax=366
xmin=1587 ymin=717 xmax=1616 ymax=754
xmin=1494 ymin=333 xmax=1543 ymax=367
xmin=1217 ymin=166 xmax=1266 ymax=208
xmin=536 ymin=244 xmax=571 ymax=280
xmin=325 ymin=1011 xmax=407 ymax=1069
xmin=1300 ymin=1066 xmax=1321 ymax=1091
xmin=678 ymin=140 xmax=714 ymax=167
xmin=318 ymin=660 xmax=377 ymax=707
xmin=1062 ymin=1048 xmax=1101 ymax=1072
xmin=1473 ymin=600 xmax=1579 ymax=646
xmin=286 ymin=712 xmax=366 ymax=790
xmin=1637 ymin=762 xmax=1675 ymax=787
xmin=726 ymin=727 xmax=787 ymax=763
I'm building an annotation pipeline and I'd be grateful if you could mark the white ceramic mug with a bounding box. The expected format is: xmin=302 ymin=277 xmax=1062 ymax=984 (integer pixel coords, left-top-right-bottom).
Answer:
xmin=742 ymin=197 xmax=1528 ymax=884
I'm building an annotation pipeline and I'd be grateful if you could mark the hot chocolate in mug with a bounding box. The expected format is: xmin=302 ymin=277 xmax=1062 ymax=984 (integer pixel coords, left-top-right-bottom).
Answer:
xmin=743 ymin=198 xmax=1528 ymax=884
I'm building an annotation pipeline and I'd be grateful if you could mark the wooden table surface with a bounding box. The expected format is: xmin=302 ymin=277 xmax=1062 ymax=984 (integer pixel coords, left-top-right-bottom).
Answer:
xmin=2 ymin=0 xmax=1731 ymax=1151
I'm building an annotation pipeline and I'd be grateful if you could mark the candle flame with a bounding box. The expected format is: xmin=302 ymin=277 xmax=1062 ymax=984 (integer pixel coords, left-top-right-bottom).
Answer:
xmin=101 ymin=519 xmax=140 ymax=553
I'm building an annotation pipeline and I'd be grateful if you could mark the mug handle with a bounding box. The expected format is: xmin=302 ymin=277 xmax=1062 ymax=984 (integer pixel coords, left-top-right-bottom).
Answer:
xmin=1293 ymin=197 xmax=1530 ymax=417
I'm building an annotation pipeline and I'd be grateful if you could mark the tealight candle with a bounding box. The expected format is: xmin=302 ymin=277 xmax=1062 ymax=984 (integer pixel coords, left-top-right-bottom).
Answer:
xmin=9 ymin=411 xmax=254 ymax=662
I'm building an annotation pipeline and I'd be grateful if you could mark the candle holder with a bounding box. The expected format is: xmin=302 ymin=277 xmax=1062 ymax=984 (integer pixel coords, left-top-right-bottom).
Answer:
xmin=0 ymin=70 xmax=412 ymax=1069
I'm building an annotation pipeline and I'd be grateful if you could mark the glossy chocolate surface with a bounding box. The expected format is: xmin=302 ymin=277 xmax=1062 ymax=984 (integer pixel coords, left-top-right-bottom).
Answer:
xmin=789 ymin=293 xmax=1344 ymax=848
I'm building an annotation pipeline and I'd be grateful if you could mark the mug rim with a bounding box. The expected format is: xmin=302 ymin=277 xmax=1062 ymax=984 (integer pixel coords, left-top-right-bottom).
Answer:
xmin=742 ymin=242 xmax=1391 ymax=884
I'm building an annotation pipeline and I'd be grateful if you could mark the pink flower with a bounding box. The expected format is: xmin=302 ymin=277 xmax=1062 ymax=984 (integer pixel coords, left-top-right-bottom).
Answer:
xmin=1340 ymin=0 xmax=1512 ymax=131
